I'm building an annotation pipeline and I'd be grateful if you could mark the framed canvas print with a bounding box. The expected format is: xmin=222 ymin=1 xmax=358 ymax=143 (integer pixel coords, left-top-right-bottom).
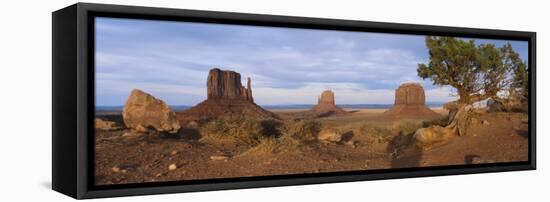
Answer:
xmin=52 ymin=3 xmax=536 ymax=199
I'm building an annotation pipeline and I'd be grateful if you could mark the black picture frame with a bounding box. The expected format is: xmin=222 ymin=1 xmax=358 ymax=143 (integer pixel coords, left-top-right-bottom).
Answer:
xmin=52 ymin=3 xmax=536 ymax=199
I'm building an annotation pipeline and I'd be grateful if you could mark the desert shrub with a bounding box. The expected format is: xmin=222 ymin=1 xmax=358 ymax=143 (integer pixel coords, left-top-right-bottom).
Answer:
xmin=487 ymin=100 xmax=528 ymax=114
xmin=352 ymin=121 xmax=422 ymax=144
xmin=200 ymin=116 xmax=281 ymax=145
xmin=387 ymin=132 xmax=417 ymax=156
xmin=260 ymin=119 xmax=283 ymax=138
xmin=422 ymin=116 xmax=449 ymax=128
xmin=355 ymin=123 xmax=395 ymax=143
xmin=395 ymin=121 xmax=423 ymax=136
xmin=247 ymin=134 xmax=306 ymax=155
xmin=242 ymin=119 xmax=321 ymax=155
xmin=281 ymin=119 xmax=321 ymax=142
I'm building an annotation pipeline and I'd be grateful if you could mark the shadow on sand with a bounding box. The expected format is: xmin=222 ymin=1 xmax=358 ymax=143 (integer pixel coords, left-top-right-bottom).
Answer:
xmin=386 ymin=133 xmax=423 ymax=168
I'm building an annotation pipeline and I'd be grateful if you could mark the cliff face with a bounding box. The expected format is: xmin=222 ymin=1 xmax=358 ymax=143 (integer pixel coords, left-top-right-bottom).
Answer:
xmin=207 ymin=68 xmax=253 ymax=101
xmin=394 ymin=83 xmax=425 ymax=106
xmin=179 ymin=68 xmax=276 ymax=121
xmin=384 ymin=83 xmax=439 ymax=118
xmin=318 ymin=90 xmax=335 ymax=105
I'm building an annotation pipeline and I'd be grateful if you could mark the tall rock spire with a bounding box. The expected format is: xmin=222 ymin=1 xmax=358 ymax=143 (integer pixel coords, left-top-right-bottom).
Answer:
xmin=247 ymin=77 xmax=253 ymax=102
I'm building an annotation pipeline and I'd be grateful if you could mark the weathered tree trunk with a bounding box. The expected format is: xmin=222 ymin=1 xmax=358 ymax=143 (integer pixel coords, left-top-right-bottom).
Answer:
xmin=413 ymin=102 xmax=473 ymax=149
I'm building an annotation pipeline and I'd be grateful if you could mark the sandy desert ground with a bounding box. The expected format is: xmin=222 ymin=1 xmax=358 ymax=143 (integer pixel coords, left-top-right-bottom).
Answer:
xmin=94 ymin=107 xmax=528 ymax=185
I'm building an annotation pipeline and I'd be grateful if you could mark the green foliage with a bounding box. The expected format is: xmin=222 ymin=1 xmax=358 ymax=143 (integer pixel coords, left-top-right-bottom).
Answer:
xmin=417 ymin=36 xmax=528 ymax=104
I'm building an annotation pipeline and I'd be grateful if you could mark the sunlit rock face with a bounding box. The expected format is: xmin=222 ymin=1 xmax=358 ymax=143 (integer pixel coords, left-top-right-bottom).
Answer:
xmin=384 ymin=83 xmax=440 ymax=118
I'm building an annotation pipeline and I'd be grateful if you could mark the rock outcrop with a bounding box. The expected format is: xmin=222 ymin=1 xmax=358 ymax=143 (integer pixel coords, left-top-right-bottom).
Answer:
xmin=95 ymin=118 xmax=123 ymax=131
xmin=384 ymin=83 xmax=440 ymax=118
xmin=317 ymin=128 xmax=342 ymax=142
xmin=178 ymin=68 xmax=277 ymax=121
xmin=311 ymin=90 xmax=347 ymax=117
xmin=413 ymin=125 xmax=456 ymax=150
xmin=122 ymin=89 xmax=181 ymax=133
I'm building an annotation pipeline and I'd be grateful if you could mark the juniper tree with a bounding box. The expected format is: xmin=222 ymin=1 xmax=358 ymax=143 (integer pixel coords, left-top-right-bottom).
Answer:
xmin=417 ymin=36 xmax=527 ymax=105
xmin=417 ymin=36 xmax=527 ymax=136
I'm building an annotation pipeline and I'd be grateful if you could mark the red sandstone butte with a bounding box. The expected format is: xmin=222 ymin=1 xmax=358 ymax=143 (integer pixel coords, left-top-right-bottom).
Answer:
xmin=384 ymin=83 xmax=440 ymax=118
xmin=178 ymin=68 xmax=277 ymax=121
xmin=311 ymin=90 xmax=347 ymax=117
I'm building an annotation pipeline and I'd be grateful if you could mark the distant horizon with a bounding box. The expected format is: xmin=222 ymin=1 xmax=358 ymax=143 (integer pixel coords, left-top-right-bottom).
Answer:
xmin=95 ymin=17 xmax=528 ymax=107
xmin=95 ymin=102 xmax=448 ymax=113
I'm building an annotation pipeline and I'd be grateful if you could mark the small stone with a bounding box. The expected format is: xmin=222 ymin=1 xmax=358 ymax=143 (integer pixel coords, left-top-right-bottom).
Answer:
xmin=472 ymin=157 xmax=483 ymax=164
xmin=122 ymin=132 xmax=140 ymax=137
xmin=168 ymin=164 xmax=177 ymax=171
xmin=482 ymin=120 xmax=490 ymax=125
xmin=210 ymin=155 xmax=229 ymax=161
xmin=187 ymin=121 xmax=199 ymax=128
xmin=345 ymin=140 xmax=357 ymax=148
xmin=121 ymin=169 xmax=127 ymax=173
xmin=155 ymin=173 xmax=163 ymax=177
xmin=171 ymin=150 xmax=178 ymax=155
xmin=111 ymin=166 xmax=120 ymax=173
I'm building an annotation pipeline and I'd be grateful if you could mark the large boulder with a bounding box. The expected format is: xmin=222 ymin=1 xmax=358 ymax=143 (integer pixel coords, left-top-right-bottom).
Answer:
xmin=413 ymin=125 xmax=457 ymax=150
xmin=122 ymin=89 xmax=181 ymax=133
xmin=317 ymin=128 xmax=342 ymax=142
xmin=384 ymin=83 xmax=440 ymax=118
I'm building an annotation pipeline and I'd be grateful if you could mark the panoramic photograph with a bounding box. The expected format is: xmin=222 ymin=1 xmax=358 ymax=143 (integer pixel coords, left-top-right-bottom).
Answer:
xmin=93 ymin=17 xmax=529 ymax=185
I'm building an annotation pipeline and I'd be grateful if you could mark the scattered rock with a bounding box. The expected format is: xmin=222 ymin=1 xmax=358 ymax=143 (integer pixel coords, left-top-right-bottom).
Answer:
xmin=210 ymin=155 xmax=230 ymax=161
xmin=317 ymin=128 xmax=342 ymax=142
xmin=121 ymin=131 xmax=142 ymax=137
xmin=95 ymin=118 xmax=122 ymax=131
xmin=171 ymin=150 xmax=178 ymax=155
xmin=482 ymin=120 xmax=490 ymax=125
xmin=168 ymin=164 xmax=177 ymax=171
xmin=345 ymin=140 xmax=357 ymax=148
xmin=111 ymin=166 xmax=120 ymax=173
xmin=122 ymin=89 xmax=181 ymax=134
xmin=471 ymin=156 xmax=483 ymax=164
xmin=471 ymin=157 xmax=495 ymax=164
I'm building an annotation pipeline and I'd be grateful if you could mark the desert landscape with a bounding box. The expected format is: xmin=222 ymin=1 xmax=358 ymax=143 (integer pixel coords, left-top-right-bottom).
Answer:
xmin=93 ymin=18 xmax=530 ymax=186
xmin=94 ymin=65 xmax=528 ymax=185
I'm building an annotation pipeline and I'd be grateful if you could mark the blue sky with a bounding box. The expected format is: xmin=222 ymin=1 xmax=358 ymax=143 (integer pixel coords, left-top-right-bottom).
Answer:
xmin=95 ymin=17 xmax=528 ymax=106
